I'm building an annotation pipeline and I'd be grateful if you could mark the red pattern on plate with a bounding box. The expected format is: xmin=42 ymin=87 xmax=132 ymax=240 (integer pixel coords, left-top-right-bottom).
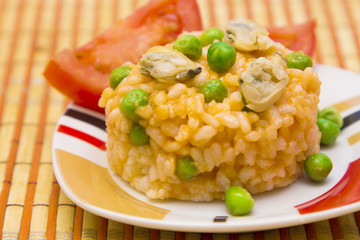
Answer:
xmin=296 ymin=158 xmax=360 ymax=214
xmin=57 ymin=124 xmax=106 ymax=151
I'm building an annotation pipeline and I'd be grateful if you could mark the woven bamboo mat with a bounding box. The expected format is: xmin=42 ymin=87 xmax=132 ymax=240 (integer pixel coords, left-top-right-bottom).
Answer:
xmin=0 ymin=0 xmax=360 ymax=239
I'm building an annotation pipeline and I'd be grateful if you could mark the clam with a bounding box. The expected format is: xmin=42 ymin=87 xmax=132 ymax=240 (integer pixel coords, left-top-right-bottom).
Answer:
xmin=224 ymin=19 xmax=275 ymax=52
xmin=240 ymin=57 xmax=289 ymax=112
xmin=139 ymin=46 xmax=202 ymax=82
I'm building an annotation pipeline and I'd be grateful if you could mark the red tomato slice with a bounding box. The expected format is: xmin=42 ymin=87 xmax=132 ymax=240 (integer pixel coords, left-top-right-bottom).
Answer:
xmin=267 ymin=20 xmax=316 ymax=57
xmin=44 ymin=0 xmax=202 ymax=112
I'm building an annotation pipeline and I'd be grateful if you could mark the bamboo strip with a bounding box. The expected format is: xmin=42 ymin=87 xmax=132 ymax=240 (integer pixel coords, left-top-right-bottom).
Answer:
xmin=72 ymin=0 xmax=82 ymax=49
xmin=201 ymin=233 xmax=212 ymax=240
xmin=331 ymin=0 xmax=360 ymax=72
xmin=175 ymin=232 xmax=185 ymax=240
xmin=134 ymin=226 xmax=150 ymax=240
xmin=343 ymin=0 xmax=360 ymax=73
xmin=93 ymin=0 xmax=101 ymax=36
xmin=355 ymin=212 xmax=360 ymax=236
xmin=229 ymin=233 xmax=238 ymax=240
xmin=213 ymin=233 xmax=231 ymax=240
xmin=1 ymin=0 xmax=46 ymax=237
xmin=197 ymin=0 xmax=210 ymax=29
xmin=77 ymin=0 xmax=95 ymax=47
xmin=46 ymin=0 xmax=79 ymax=237
xmin=28 ymin=164 xmax=53 ymax=238
xmin=266 ymin=0 xmax=285 ymax=26
xmin=184 ymin=232 xmax=201 ymax=240
xmin=264 ymin=0 xmax=274 ymax=25
xmin=230 ymin=0 xmax=247 ymax=20
xmin=225 ymin=0 xmax=234 ymax=22
xmin=313 ymin=220 xmax=333 ymax=240
xmin=73 ymin=206 xmax=84 ymax=239
xmin=304 ymin=224 xmax=317 ymax=240
xmin=302 ymin=0 xmax=323 ymax=64
xmin=329 ymin=218 xmax=344 ymax=240
xmin=338 ymin=214 xmax=360 ymax=240
xmin=263 ymin=229 xmax=281 ymax=240
xmin=0 ymin=0 xmax=24 ymax=130
xmin=253 ymin=232 xmax=264 ymax=240
xmin=98 ymin=217 xmax=109 ymax=240
xmin=46 ymin=177 xmax=60 ymax=240
xmin=0 ymin=124 xmax=15 ymax=190
xmin=207 ymin=0 xmax=216 ymax=27
xmin=112 ymin=0 xmax=120 ymax=23
xmin=250 ymin=0 xmax=268 ymax=26
xmin=97 ymin=0 xmax=113 ymax=32
xmin=215 ymin=0 xmax=230 ymax=27
xmin=279 ymin=228 xmax=290 ymax=240
xmin=107 ymin=220 xmax=125 ymax=240
xmin=0 ymin=0 xmax=7 ymax=28
xmin=3 ymin=165 xmax=28 ymax=238
xmin=28 ymin=205 xmax=48 ymax=240
xmin=56 ymin=191 xmax=76 ymax=239
xmin=160 ymin=230 xmax=175 ymax=240
xmin=82 ymin=210 xmax=99 ymax=239
xmin=150 ymin=229 xmax=160 ymax=240
xmin=238 ymin=233 xmax=254 ymax=240
xmin=124 ymin=224 xmax=134 ymax=240
xmin=283 ymin=0 xmax=293 ymax=25
xmin=288 ymin=225 xmax=307 ymax=240
xmin=244 ymin=0 xmax=253 ymax=20
xmin=19 ymin=0 xmax=49 ymax=235
xmin=320 ymin=0 xmax=345 ymax=68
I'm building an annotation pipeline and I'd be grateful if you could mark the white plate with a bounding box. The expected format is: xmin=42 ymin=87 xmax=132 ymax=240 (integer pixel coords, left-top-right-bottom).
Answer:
xmin=52 ymin=64 xmax=360 ymax=233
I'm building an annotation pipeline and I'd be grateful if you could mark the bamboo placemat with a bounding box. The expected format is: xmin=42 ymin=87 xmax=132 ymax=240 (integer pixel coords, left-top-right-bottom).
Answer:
xmin=0 ymin=0 xmax=360 ymax=239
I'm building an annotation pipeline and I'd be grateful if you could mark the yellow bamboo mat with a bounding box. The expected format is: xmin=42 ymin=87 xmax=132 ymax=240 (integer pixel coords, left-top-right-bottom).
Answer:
xmin=0 ymin=0 xmax=360 ymax=239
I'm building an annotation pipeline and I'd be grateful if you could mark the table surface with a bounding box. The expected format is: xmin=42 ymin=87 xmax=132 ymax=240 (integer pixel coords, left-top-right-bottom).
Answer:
xmin=0 ymin=0 xmax=360 ymax=239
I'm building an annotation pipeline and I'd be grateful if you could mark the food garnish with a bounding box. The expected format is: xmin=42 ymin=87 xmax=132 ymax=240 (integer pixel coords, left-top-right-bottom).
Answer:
xmin=139 ymin=46 xmax=202 ymax=82
xmin=225 ymin=186 xmax=254 ymax=216
xmin=304 ymin=153 xmax=333 ymax=182
xmin=286 ymin=51 xmax=313 ymax=70
xmin=224 ymin=19 xmax=275 ymax=52
xmin=207 ymin=41 xmax=237 ymax=73
xmin=239 ymin=57 xmax=289 ymax=112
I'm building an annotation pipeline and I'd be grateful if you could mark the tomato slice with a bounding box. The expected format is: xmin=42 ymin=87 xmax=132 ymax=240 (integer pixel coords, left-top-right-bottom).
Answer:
xmin=267 ymin=20 xmax=316 ymax=57
xmin=44 ymin=0 xmax=202 ymax=112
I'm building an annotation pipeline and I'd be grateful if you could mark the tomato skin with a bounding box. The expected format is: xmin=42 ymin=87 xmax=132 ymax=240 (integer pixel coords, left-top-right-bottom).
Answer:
xmin=44 ymin=50 xmax=108 ymax=111
xmin=43 ymin=0 xmax=202 ymax=112
xmin=176 ymin=0 xmax=202 ymax=31
xmin=267 ymin=20 xmax=316 ymax=56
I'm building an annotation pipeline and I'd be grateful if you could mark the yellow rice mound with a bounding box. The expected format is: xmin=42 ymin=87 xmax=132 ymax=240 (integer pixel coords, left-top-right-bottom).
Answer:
xmin=99 ymin=37 xmax=321 ymax=201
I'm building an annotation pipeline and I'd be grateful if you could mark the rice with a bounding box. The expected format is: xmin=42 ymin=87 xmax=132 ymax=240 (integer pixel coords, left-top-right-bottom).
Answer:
xmin=99 ymin=30 xmax=321 ymax=201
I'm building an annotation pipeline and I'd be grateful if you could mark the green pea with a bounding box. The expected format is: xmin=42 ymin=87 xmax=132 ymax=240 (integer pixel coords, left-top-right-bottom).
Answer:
xmin=119 ymin=88 xmax=149 ymax=121
xmin=286 ymin=51 xmax=313 ymax=70
xmin=109 ymin=66 xmax=132 ymax=89
xmin=316 ymin=118 xmax=340 ymax=145
xmin=207 ymin=42 xmax=236 ymax=73
xmin=225 ymin=186 xmax=254 ymax=216
xmin=130 ymin=125 xmax=149 ymax=146
xmin=200 ymin=27 xmax=224 ymax=46
xmin=318 ymin=107 xmax=343 ymax=128
xmin=173 ymin=34 xmax=202 ymax=61
xmin=176 ymin=156 xmax=197 ymax=180
xmin=304 ymin=153 xmax=333 ymax=182
xmin=199 ymin=78 xmax=228 ymax=103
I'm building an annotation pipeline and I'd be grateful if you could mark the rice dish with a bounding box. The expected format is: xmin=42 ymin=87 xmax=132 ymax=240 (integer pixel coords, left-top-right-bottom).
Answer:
xmin=99 ymin=19 xmax=321 ymax=201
